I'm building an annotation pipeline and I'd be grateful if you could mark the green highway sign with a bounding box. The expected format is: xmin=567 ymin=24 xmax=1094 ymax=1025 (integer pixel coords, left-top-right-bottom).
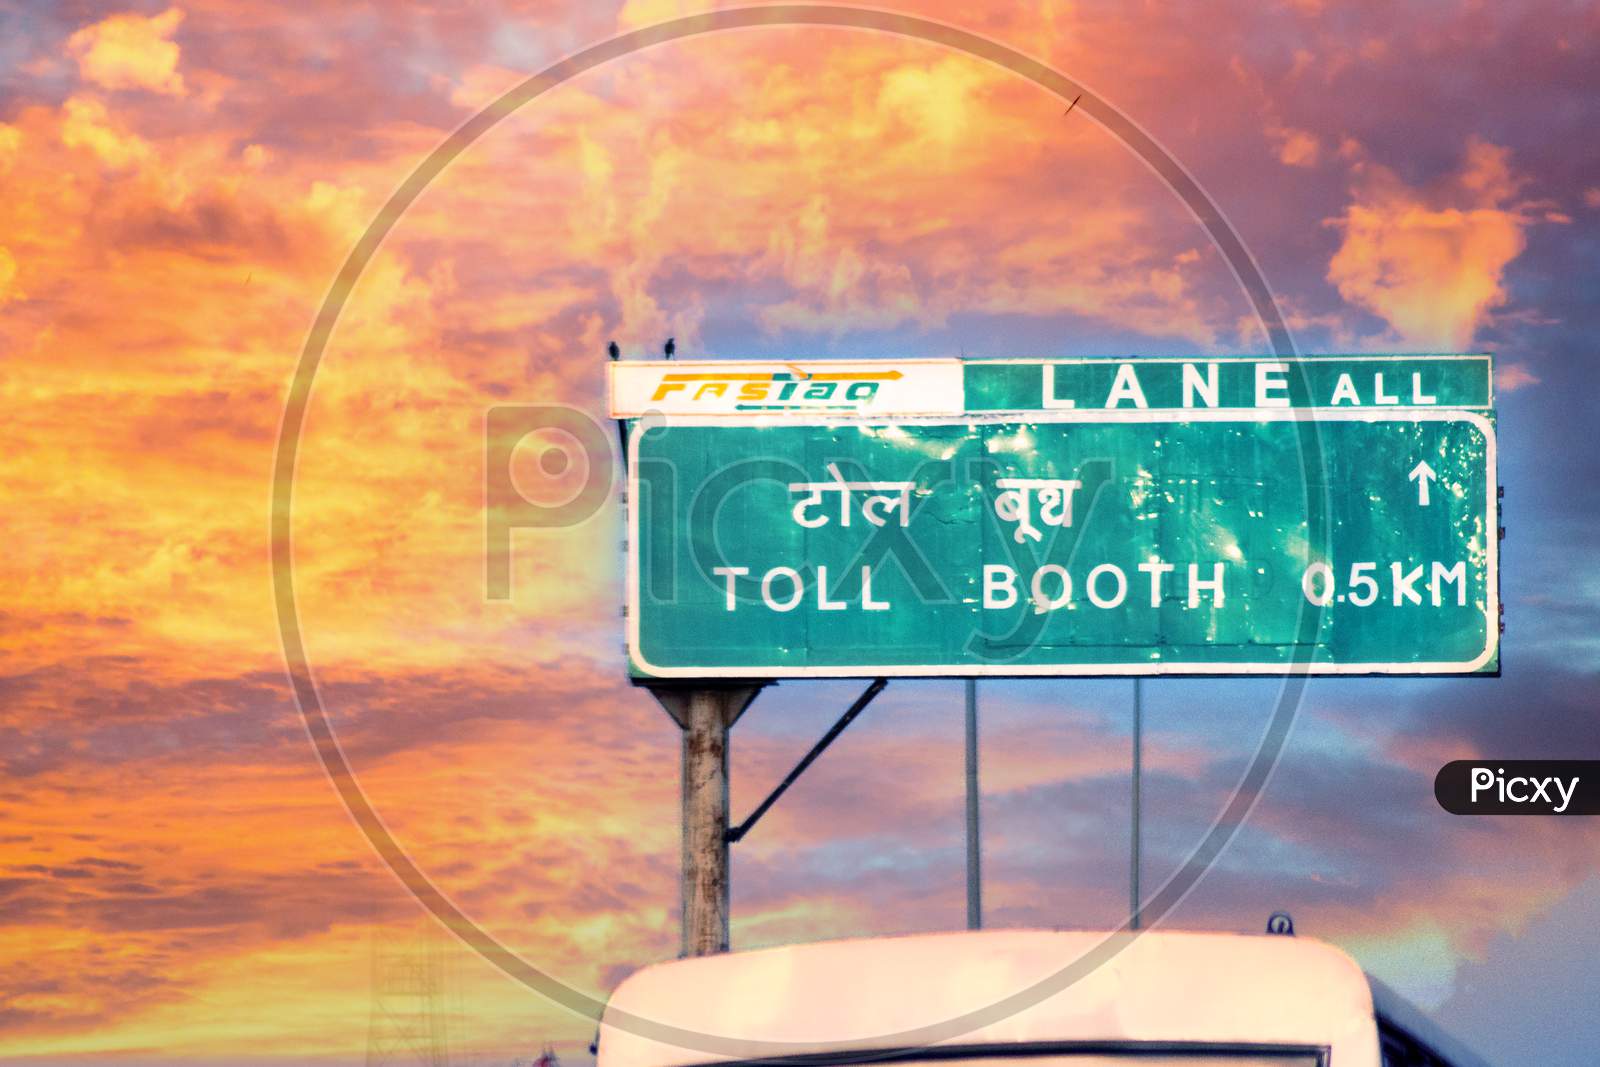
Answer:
xmin=612 ymin=357 xmax=1498 ymax=678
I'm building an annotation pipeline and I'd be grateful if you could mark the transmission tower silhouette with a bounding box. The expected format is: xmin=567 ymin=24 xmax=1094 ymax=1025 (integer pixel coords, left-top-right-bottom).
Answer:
xmin=366 ymin=919 xmax=455 ymax=1067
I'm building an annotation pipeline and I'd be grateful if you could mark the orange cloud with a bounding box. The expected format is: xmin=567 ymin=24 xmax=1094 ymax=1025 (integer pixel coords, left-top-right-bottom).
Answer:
xmin=1326 ymin=138 xmax=1530 ymax=349
xmin=0 ymin=245 xmax=18 ymax=305
xmin=1269 ymin=125 xmax=1320 ymax=168
xmin=66 ymin=7 xmax=189 ymax=97
xmin=1495 ymin=361 xmax=1540 ymax=393
xmin=59 ymin=95 xmax=153 ymax=169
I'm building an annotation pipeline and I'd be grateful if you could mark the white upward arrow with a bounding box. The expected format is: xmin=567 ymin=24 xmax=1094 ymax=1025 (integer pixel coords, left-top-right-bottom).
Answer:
xmin=1409 ymin=460 xmax=1437 ymax=506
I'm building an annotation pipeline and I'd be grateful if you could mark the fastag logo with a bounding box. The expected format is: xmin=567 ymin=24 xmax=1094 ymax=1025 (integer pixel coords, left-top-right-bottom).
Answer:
xmin=647 ymin=367 xmax=898 ymax=412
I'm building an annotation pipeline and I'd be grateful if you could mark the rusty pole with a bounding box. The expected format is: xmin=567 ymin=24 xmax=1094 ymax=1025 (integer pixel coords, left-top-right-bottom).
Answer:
xmin=680 ymin=689 xmax=731 ymax=956
xmin=650 ymin=685 xmax=762 ymax=956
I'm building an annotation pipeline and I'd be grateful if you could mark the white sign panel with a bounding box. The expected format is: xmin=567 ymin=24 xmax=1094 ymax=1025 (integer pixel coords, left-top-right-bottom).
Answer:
xmin=607 ymin=359 xmax=964 ymax=418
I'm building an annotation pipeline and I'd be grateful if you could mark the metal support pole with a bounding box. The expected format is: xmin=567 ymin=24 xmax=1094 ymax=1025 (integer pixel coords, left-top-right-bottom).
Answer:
xmin=1130 ymin=678 xmax=1143 ymax=931
xmin=727 ymin=678 xmax=886 ymax=845
xmin=649 ymin=685 xmax=762 ymax=957
xmin=964 ymin=678 xmax=982 ymax=931
xmin=681 ymin=690 xmax=729 ymax=957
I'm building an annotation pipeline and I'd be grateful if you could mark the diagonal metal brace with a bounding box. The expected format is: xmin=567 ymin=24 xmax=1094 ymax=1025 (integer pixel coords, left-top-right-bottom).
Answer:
xmin=726 ymin=677 xmax=888 ymax=844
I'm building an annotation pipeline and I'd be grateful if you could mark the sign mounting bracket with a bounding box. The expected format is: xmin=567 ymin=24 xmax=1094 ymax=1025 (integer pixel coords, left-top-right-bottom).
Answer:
xmin=726 ymin=677 xmax=888 ymax=845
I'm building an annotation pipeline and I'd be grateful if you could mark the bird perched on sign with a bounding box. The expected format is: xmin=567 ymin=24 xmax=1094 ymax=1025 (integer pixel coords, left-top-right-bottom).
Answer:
xmin=607 ymin=341 xmax=619 ymax=360
xmin=664 ymin=337 xmax=675 ymax=360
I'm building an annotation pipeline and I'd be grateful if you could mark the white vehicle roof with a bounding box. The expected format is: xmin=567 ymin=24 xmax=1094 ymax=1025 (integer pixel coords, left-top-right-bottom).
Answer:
xmin=598 ymin=929 xmax=1380 ymax=1067
xmin=1367 ymin=975 xmax=1492 ymax=1067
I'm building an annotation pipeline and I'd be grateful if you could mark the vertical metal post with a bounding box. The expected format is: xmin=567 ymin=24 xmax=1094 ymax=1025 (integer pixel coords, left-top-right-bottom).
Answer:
xmin=681 ymin=690 xmax=730 ymax=957
xmin=965 ymin=678 xmax=982 ymax=931
xmin=651 ymin=685 xmax=761 ymax=957
xmin=1130 ymin=678 xmax=1143 ymax=931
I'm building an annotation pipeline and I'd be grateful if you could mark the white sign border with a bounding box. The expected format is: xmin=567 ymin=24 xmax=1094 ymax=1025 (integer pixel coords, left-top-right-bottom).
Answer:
xmin=609 ymin=355 xmax=1495 ymax=418
xmin=625 ymin=408 xmax=1498 ymax=678
xmin=1004 ymin=353 xmax=1495 ymax=411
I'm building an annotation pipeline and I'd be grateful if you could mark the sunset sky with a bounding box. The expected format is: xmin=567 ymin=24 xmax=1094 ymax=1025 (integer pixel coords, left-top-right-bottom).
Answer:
xmin=2 ymin=1 xmax=1598 ymax=1065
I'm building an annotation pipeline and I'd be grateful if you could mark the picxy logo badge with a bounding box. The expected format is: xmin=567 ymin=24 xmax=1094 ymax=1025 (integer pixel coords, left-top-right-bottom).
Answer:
xmin=1435 ymin=760 xmax=1600 ymax=815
